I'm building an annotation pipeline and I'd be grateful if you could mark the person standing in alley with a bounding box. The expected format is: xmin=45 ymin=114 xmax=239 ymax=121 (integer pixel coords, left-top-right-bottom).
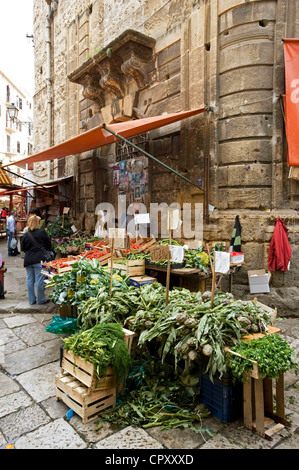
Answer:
xmin=21 ymin=214 xmax=52 ymax=305
xmin=6 ymin=210 xmax=20 ymax=256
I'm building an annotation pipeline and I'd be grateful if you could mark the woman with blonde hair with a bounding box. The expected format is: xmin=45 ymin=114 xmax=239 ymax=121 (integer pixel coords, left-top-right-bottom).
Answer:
xmin=21 ymin=215 xmax=53 ymax=305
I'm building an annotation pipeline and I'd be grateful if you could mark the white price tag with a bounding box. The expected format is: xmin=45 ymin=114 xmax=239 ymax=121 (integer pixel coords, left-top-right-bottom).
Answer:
xmin=134 ymin=213 xmax=150 ymax=225
xmin=169 ymin=245 xmax=185 ymax=264
xmin=214 ymin=251 xmax=230 ymax=274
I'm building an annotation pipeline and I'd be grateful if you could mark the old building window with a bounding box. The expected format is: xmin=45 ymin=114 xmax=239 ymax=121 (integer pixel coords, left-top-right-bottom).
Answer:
xmin=6 ymin=135 xmax=11 ymax=153
xmin=6 ymin=85 xmax=10 ymax=103
xmin=17 ymin=141 xmax=20 ymax=153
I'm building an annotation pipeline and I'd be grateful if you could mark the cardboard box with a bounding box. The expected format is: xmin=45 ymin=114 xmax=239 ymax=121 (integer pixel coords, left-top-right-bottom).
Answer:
xmin=248 ymin=269 xmax=271 ymax=294
xmin=129 ymin=276 xmax=156 ymax=287
xmin=230 ymin=252 xmax=244 ymax=264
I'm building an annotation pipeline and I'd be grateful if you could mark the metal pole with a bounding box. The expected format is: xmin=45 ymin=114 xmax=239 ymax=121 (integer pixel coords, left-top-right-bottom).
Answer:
xmin=102 ymin=124 xmax=204 ymax=192
xmin=2 ymin=167 xmax=70 ymax=201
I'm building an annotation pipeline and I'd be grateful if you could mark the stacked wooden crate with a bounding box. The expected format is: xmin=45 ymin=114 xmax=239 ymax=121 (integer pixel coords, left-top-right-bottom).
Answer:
xmin=55 ymin=328 xmax=136 ymax=424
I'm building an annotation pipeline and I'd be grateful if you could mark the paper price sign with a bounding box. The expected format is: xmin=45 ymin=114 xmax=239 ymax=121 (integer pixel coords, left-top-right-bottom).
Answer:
xmin=63 ymin=207 xmax=70 ymax=214
xmin=167 ymin=209 xmax=180 ymax=230
xmin=108 ymin=228 xmax=128 ymax=249
xmin=149 ymin=245 xmax=169 ymax=262
xmin=134 ymin=213 xmax=150 ymax=225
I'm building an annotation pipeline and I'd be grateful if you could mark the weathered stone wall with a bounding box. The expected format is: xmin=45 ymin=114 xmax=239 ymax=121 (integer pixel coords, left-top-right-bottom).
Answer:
xmin=33 ymin=0 xmax=299 ymax=316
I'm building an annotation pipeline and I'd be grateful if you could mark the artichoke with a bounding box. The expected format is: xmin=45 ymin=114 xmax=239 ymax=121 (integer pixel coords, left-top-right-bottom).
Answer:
xmin=188 ymin=350 xmax=198 ymax=361
xmin=202 ymin=344 xmax=213 ymax=356
xmin=176 ymin=312 xmax=189 ymax=324
xmin=184 ymin=317 xmax=199 ymax=329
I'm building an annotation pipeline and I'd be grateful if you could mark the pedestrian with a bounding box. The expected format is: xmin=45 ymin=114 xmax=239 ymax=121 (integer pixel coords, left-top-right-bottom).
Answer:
xmin=1 ymin=207 xmax=7 ymax=220
xmin=20 ymin=214 xmax=52 ymax=305
xmin=0 ymin=252 xmax=6 ymax=299
xmin=6 ymin=210 xmax=20 ymax=256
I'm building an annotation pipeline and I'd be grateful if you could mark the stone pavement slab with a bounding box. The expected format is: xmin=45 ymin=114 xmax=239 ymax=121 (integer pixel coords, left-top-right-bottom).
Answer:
xmin=0 ymin=404 xmax=51 ymax=442
xmin=12 ymin=322 xmax=55 ymax=346
xmin=0 ymin=371 xmax=20 ymax=397
xmin=17 ymin=361 xmax=60 ymax=402
xmin=14 ymin=418 xmax=87 ymax=449
xmin=3 ymin=337 xmax=63 ymax=375
xmin=0 ymin=391 xmax=33 ymax=418
xmin=2 ymin=314 xmax=36 ymax=328
xmin=95 ymin=426 xmax=164 ymax=449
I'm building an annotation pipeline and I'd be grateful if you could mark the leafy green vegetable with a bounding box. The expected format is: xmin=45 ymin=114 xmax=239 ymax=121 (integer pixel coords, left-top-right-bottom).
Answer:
xmin=62 ymin=323 xmax=132 ymax=386
xmin=228 ymin=334 xmax=298 ymax=382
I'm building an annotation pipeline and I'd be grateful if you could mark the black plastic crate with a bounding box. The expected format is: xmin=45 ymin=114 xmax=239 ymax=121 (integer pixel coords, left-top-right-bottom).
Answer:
xmin=198 ymin=373 xmax=243 ymax=423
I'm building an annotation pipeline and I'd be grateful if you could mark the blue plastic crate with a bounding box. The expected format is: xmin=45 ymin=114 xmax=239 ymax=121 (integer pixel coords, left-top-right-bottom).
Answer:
xmin=198 ymin=373 xmax=243 ymax=423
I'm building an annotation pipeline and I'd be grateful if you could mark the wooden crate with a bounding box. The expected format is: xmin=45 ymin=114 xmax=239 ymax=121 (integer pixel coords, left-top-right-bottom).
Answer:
xmin=61 ymin=328 xmax=136 ymax=391
xmin=61 ymin=350 xmax=114 ymax=391
xmin=55 ymin=372 xmax=116 ymax=424
xmin=226 ymin=328 xmax=290 ymax=440
xmin=108 ymin=259 xmax=145 ymax=276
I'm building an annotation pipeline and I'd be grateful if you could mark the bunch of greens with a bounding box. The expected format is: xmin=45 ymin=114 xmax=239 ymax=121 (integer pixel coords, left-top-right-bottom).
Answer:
xmin=184 ymin=248 xmax=210 ymax=272
xmin=47 ymin=258 xmax=129 ymax=306
xmin=95 ymin=353 xmax=212 ymax=434
xmin=77 ymin=285 xmax=141 ymax=330
xmin=227 ymin=334 xmax=298 ymax=382
xmin=63 ymin=323 xmax=132 ymax=386
xmin=46 ymin=215 xmax=73 ymax=239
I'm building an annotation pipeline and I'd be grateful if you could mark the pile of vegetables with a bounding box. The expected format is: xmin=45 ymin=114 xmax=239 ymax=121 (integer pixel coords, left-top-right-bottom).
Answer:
xmin=47 ymin=258 xmax=129 ymax=306
xmin=228 ymin=334 xmax=298 ymax=382
xmin=135 ymin=290 xmax=274 ymax=380
xmin=62 ymin=322 xmax=132 ymax=386
xmin=95 ymin=353 xmax=212 ymax=434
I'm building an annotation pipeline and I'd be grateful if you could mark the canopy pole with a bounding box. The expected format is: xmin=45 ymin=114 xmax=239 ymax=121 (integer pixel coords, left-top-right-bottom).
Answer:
xmin=3 ymin=167 xmax=71 ymax=201
xmin=102 ymin=124 xmax=204 ymax=192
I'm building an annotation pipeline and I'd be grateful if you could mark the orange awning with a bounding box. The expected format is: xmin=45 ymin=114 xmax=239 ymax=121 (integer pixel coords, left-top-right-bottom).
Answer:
xmin=2 ymin=108 xmax=205 ymax=170
xmin=284 ymin=39 xmax=299 ymax=166
xmin=0 ymin=166 xmax=13 ymax=185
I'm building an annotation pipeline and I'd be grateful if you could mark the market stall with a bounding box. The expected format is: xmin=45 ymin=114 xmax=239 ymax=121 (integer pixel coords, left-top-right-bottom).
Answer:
xmin=42 ymin=214 xmax=298 ymax=438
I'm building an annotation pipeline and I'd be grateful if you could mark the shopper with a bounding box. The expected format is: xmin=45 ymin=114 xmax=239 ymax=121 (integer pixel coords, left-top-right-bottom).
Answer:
xmin=6 ymin=210 xmax=20 ymax=256
xmin=21 ymin=215 xmax=52 ymax=305
xmin=1 ymin=207 xmax=7 ymax=220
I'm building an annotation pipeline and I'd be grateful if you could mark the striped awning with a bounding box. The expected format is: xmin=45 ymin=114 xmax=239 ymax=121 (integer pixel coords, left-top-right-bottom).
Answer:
xmin=0 ymin=166 xmax=12 ymax=185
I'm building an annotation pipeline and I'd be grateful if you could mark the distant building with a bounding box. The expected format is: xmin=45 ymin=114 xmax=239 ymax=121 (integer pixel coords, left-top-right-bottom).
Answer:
xmin=0 ymin=69 xmax=33 ymax=186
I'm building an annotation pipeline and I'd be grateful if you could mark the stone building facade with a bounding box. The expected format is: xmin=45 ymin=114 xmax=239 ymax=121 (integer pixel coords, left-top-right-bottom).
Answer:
xmin=32 ymin=0 xmax=299 ymax=315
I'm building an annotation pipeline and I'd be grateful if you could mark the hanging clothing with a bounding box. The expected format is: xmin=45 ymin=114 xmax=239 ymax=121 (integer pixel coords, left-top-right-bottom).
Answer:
xmin=229 ymin=215 xmax=242 ymax=252
xmin=268 ymin=218 xmax=292 ymax=272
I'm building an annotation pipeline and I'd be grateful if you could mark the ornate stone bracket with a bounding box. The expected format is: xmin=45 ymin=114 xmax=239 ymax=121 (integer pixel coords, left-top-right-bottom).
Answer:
xmin=68 ymin=30 xmax=156 ymax=111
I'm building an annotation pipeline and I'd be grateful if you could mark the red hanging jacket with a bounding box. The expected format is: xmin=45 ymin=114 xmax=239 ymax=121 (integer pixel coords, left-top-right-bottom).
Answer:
xmin=268 ymin=218 xmax=292 ymax=272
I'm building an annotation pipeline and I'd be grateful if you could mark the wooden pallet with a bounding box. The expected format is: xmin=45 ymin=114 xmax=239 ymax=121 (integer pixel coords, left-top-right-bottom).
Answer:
xmin=55 ymin=372 xmax=116 ymax=424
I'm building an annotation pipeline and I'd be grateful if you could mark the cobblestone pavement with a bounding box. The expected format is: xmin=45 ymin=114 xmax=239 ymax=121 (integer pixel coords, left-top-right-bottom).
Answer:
xmin=0 ymin=239 xmax=298 ymax=454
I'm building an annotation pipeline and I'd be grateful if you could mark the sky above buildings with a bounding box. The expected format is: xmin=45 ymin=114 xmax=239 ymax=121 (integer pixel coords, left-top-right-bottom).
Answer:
xmin=0 ymin=0 xmax=34 ymax=96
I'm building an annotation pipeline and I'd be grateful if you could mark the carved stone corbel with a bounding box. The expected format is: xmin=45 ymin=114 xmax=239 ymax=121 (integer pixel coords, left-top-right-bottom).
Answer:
xmin=97 ymin=60 xmax=124 ymax=99
xmin=121 ymin=51 xmax=149 ymax=88
xmin=81 ymin=74 xmax=104 ymax=111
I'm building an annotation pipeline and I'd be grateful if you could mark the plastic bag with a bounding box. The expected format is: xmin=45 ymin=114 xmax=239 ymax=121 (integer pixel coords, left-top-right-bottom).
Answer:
xmin=45 ymin=315 xmax=79 ymax=334
xmin=10 ymin=238 xmax=17 ymax=249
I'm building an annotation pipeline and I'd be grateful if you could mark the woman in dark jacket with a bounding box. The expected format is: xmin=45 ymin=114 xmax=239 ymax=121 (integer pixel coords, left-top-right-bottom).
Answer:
xmin=21 ymin=215 xmax=52 ymax=305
